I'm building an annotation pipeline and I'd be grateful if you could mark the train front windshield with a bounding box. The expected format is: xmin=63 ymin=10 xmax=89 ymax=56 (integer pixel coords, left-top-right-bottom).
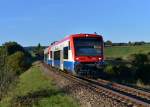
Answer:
xmin=74 ymin=37 xmax=103 ymax=56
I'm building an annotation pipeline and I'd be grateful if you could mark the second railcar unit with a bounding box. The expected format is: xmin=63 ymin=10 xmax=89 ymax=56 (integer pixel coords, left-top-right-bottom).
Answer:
xmin=44 ymin=33 xmax=104 ymax=75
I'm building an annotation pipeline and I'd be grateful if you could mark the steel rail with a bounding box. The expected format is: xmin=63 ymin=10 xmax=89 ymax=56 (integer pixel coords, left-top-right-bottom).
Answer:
xmin=43 ymin=63 xmax=150 ymax=107
xmin=60 ymin=72 xmax=150 ymax=107
xmin=96 ymin=78 xmax=150 ymax=100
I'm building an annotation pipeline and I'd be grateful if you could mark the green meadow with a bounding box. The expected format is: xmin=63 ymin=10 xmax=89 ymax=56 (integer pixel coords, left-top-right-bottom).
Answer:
xmin=104 ymin=45 xmax=150 ymax=59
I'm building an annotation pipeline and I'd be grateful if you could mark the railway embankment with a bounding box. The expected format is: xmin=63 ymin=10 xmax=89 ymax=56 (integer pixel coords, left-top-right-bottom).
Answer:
xmin=0 ymin=61 xmax=79 ymax=107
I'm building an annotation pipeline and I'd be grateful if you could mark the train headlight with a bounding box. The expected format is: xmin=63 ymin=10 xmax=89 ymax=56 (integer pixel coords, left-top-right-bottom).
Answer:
xmin=99 ymin=57 xmax=102 ymax=60
xmin=76 ymin=57 xmax=79 ymax=60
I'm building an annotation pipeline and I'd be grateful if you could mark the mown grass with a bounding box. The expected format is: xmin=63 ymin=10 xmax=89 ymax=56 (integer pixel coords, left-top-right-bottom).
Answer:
xmin=104 ymin=45 xmax=150 ymax=59
xmin=0 ymin=63 xmax=79 ymax=107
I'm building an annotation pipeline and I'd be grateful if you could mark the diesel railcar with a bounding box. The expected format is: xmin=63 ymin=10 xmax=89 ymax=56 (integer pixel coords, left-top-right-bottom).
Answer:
xmin=44 ymin=33 xmax=104 ymax=76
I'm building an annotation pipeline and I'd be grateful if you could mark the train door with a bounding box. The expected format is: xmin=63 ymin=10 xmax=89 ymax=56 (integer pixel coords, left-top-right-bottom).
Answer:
xmin=52 ymin=51 xmax=54 ymax=67
xmin=54 ymin=51 xmax=60 ymax=68
xmin=60 ymin=50 xmax=63 ymax=70
xmin=63 ymin=47 xmax=69 ymax=71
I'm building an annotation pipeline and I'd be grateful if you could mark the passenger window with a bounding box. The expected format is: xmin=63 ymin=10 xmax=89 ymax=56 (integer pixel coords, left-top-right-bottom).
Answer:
xmin=50 ymin=51 xmax=52 ymax=58
xmin=63 ymin=47 xmax=68 ymax=59
xmin=54 ymin=51 xmax=60 ymax=60
xmin=68 ymin=41 xmax=70 ymax=50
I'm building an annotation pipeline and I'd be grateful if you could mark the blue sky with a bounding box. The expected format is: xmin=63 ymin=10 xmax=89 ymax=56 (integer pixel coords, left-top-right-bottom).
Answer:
xmin=0 ymin=0 xmax=150 ymax=46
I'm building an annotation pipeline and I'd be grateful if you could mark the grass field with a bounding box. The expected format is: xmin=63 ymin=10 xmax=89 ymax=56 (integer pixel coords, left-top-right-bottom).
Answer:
xmin=104 ymin=45 xmax=150 ymax=59
xmin=0 ymin=62 xmax=79 ymax=107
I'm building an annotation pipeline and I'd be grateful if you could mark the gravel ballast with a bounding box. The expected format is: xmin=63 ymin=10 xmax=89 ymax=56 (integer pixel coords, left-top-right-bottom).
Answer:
xmin=40 ymin=63 xmax=129 ymax=107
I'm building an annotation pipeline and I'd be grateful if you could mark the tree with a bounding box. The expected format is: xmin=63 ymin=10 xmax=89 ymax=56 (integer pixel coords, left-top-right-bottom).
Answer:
xmin=0 ymin=47 xmax=15 ymax=99
xmin=7 ymin=51 xmax=31 ymax=75
xmin=37 ymin=43 xmax=41 ymax=49
xmin=134 ymin=41 xmax=145 ymax=46
xmin=105 ymin=40 xmax=113 ymax=46
xmin=128 ymin=41 xmax=132 ymax=46
xmin=0 ymin=42 xmax=31 ymax=99
xmin=3 ymin=42 xmax=25 ymax=55
xmin=34 ymin=43 xmax=44 ymax=59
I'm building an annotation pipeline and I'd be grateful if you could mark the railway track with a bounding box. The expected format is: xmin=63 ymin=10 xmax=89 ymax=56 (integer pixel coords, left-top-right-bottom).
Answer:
xmin=81 ymin=78 xmax=150 ymax=106
xmin=96 ymin=79 xmax=150 ymax=101
xmin=64 ymin=75 xmax=150 ymax=107
xmin=121 ymin=83 xmax=150 ymax=93
xmin=43 ymin=63 xmax=150 ymax=107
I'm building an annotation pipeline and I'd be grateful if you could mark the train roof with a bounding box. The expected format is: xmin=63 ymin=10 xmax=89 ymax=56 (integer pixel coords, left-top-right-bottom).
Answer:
xmin=70 ymin=33 xmax=102 ymax=37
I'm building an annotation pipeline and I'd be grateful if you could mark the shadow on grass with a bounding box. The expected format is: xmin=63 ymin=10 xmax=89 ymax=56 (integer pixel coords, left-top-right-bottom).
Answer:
xmin=11 ymin=89 xmax=65 ymax=107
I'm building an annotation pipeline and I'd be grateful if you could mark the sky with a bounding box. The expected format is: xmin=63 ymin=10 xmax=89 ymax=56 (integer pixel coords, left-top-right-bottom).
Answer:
xmin=0 ymin=0 xmax=150 ymax=46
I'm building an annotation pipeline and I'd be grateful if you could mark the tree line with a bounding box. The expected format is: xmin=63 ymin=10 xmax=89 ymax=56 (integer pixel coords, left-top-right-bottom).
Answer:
xmin=104 ymin=40 xmax=150 ymax=47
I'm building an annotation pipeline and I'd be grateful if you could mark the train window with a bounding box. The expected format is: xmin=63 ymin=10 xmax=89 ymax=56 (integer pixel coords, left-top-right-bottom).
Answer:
xmin=63 ymin=47 xmax=68 ymax=59
xmin=54 ymin=51 xmax=60 ymax=60
xmin=50 ymin=51 xmax=52 ymax=58
xmin=68 ymin=41 xmax=70 ymax=50
xmin=74 ymin=37 xmax=102 ymax=56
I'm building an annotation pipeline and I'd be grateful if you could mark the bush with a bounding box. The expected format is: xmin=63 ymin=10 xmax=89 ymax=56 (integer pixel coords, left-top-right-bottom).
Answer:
xmin=128 ymin=53 xmax=148 ymax=66
xmin=104 ymin=65 xmax=116 ymax=77
xmin=116 ymin=65 xmax=134 ymax=82
xmin=115 ymin=57 xmax=122 ymax=61
xmin=104 ymin=53 xmax=150 ymax=84
xmin=136 ymin=64 xmax=150 ymax=84
xmin=128 ymin=53 xmax=150 ymax=84
xmin=104 ymin=62 xmax=134 ymax=82
xmin=7 ymin=51 xmax=31 ymax=75
xmin=148 ymin=52 xmax=150 ymax=61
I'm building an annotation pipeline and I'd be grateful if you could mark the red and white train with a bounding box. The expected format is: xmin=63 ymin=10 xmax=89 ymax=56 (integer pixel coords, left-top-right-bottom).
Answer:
xmin=44 ymin=33 xmax=104 ymax=76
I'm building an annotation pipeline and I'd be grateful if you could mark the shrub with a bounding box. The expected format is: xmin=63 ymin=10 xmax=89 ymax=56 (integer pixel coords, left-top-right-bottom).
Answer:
xmin=128 ymin=53 xmax=148 ymax=66
xmin=136 ymin=64 xmax=150 ymax=84
xmin=7 ymin=51 xmax=31 ymax=75
xmin=104 ymin=60 xmax=135 ymax=82
xmin=148 ymin=52 xmax=150 ymax=61
xmin=128 ymin=53 xmax=150 ymax=84
xmin=116 ymin=65 xmax=134 ymax=82
xmin=115 ymin=57 xmax=122 ymax=61
xmin=104 ymin=65 xmax=116 ymax=77
xmin=104 ymin=53 xmax=150 ymax=84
